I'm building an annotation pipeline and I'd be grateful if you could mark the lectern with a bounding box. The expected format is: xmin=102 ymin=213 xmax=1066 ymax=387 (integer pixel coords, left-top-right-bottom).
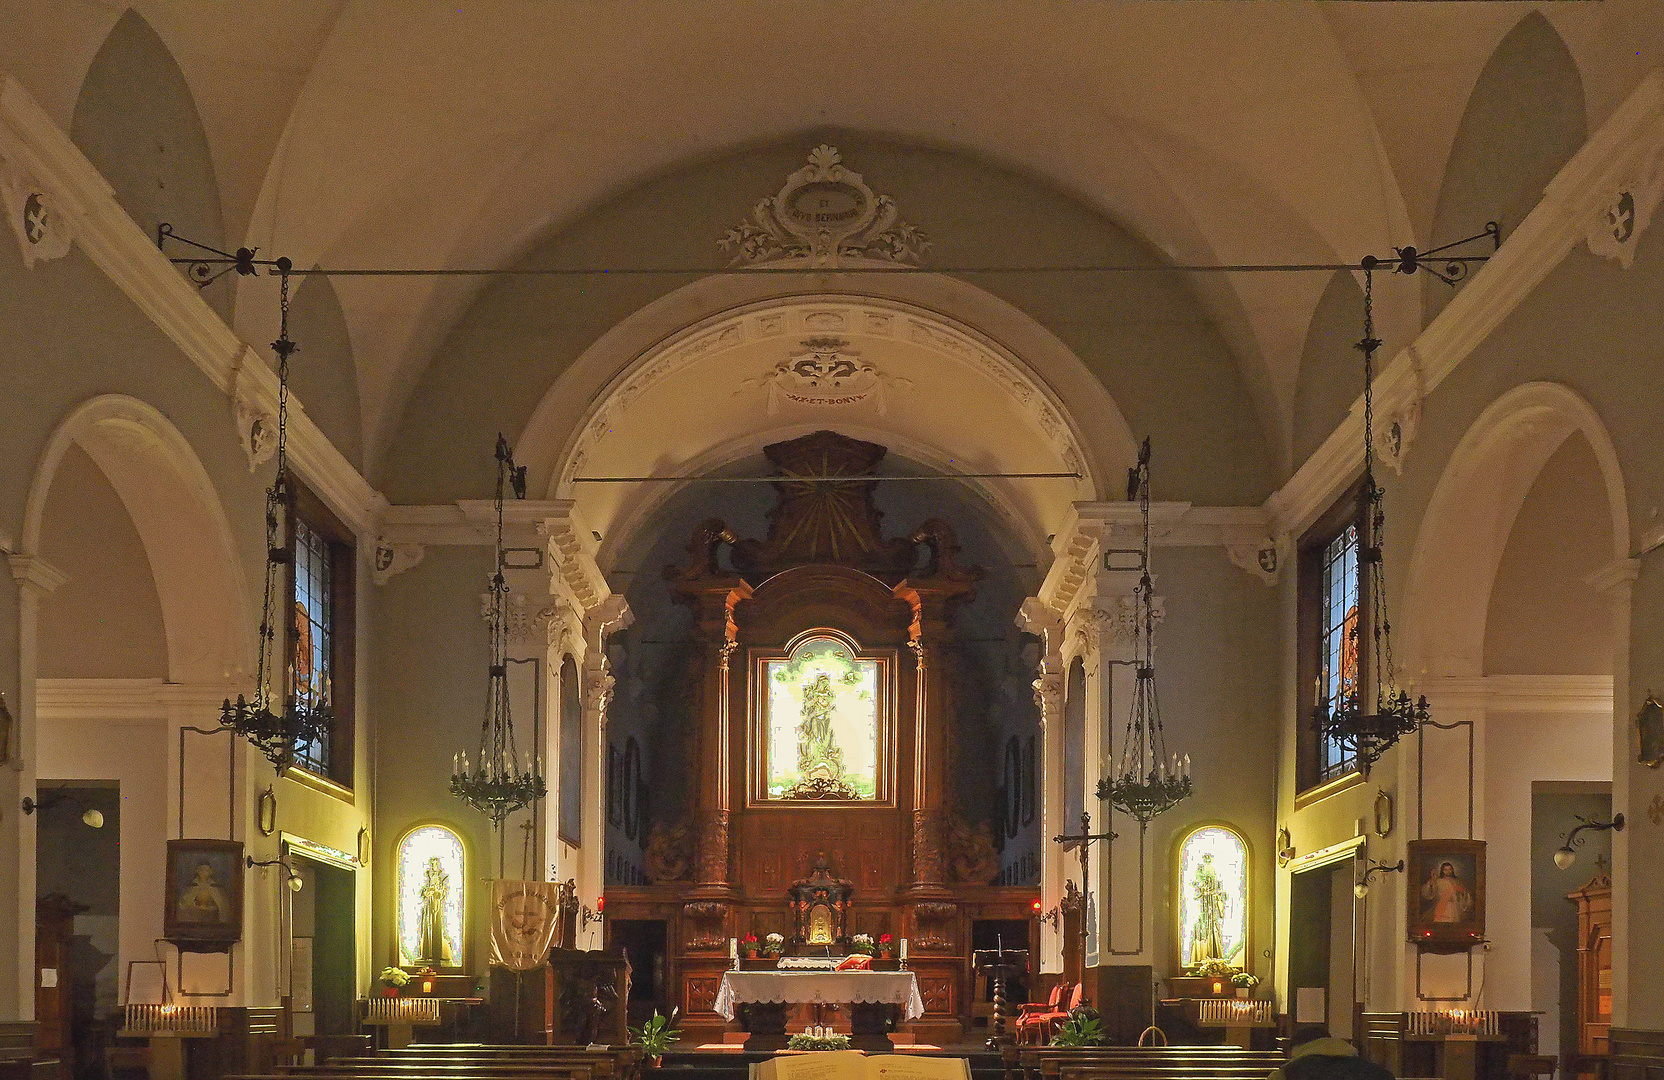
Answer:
xmin=973 ymin=947 xmax=1030 ymax=1048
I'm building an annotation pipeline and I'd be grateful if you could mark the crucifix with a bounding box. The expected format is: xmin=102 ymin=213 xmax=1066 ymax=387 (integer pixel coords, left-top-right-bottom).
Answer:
xmin=1051 ymin=811 xmax=1117 ymax=967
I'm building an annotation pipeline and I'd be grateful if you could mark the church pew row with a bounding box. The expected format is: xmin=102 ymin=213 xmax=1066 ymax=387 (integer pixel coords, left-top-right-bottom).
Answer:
xmin=332 ymin=1054 xmax=631 ymax=1080
xmin=1010 ymin=1048 xmax=1284 ymax=1080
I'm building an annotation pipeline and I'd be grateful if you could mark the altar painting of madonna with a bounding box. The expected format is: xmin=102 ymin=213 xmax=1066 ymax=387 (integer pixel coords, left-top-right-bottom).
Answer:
xmin=760 ymin=635 xmax=883 ymax=801
xmin=1176 ymin=825 xmax=1249 ymax=970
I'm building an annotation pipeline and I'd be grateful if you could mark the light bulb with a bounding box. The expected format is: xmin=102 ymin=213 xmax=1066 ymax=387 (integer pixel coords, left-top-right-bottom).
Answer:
xmin=287 ymin=874 xmax=304 ymax=893
xmin=1553 ymin=846 xmax=1576 ymax=870
xmin=82 ymin=808 xmax=104 ymax=829
xmin=1354 ymin=881 xmax=1369 ymax=899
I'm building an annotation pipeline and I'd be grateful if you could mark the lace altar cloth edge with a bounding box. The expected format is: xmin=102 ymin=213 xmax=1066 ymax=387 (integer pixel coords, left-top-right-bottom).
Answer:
xmin=713 ymin=970 xmax=925 ymax=1020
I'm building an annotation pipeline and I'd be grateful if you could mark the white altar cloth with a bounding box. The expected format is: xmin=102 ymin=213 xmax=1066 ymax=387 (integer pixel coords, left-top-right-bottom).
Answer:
xmin=713 ymin=970 xmax=925 ymax=1021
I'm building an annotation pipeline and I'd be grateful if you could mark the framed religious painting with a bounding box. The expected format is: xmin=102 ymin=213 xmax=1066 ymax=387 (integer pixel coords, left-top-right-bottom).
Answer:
xmin=1406 ymin=838 xmax=1485 ymax=949
xmin=749 ymin=629 xmax=895 ymax=806
xmin=163 ymin=839 xmax=245 ymax=952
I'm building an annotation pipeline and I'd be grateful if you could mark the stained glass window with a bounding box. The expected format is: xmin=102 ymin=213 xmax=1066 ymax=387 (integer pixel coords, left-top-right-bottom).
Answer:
xmin=397 ymin=825 xmax=464 ymax=969
xmin=291 ymin=516 xmax=333 ymax=775
xmin=1317 ymin=522 xmax=1360 ymax=782
xmin=1176 ymin=825 xmax=1248 ymax=971
xmin=761 ymin=635 xmax=880 ymax=800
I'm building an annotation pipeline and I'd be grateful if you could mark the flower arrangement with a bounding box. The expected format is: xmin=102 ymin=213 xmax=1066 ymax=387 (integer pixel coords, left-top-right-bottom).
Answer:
xmin=1187 ymin=959 xmax=1234 ymax=978
xmin=849 ymin=933 xmax=875 ymax=956
xmin=742 ymin=933 xmax=760 ymax=958
xmin=876 ymin=933 xmax=894 ymax=958
xmin=379 ymin=966 xmax=410 ymax=987
xmin=764 ymin=933 xmax=785 ymax=957
xmin=788 ymin=1031 xmax=851 ymax=1051
xmin=1231 ymin=972 xmax=1259 ymax=989
xmin=630 ymin=1009 xmax=681 ymax=1066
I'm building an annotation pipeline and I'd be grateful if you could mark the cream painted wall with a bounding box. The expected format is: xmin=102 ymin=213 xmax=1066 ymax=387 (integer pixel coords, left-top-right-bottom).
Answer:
xmin=36 ymin=445 xmax=168 ymax=680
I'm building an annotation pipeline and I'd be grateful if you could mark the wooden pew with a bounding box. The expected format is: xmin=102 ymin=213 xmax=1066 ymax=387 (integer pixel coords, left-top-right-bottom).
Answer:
xmin=1013 ymin=1046 xmax=1283 ymax=1080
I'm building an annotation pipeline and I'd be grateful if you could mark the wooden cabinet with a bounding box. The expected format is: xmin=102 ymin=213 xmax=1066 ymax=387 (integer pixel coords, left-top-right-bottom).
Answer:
xmin=1568 ymin=874 xmax=1613 ymax=1056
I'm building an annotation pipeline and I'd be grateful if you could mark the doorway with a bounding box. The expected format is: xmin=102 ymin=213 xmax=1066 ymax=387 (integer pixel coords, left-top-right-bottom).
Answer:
xmin=1288 ymin=857 xmax=1357 ymax=1039
xmin=289 ymin=851 xmax=357 ymax=1038
xmin=610 ymin=920 xmax=668 ymax=1026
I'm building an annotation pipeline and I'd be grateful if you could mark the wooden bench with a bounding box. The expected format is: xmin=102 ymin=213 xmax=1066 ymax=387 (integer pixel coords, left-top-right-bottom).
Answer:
xmin=1014 ymin=1047 xmax=1283 ymax=1080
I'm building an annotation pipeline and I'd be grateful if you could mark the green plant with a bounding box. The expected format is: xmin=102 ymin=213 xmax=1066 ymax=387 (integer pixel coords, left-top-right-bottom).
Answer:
xmin=1051 ymin=1012 xmax=1104 ymax=1047
xmin=850 ymin=933 xmax=875 ymax=955
xmin=630 ymin=1010 xmax=681 ymax=1058
xmin=1231 ymin=972 xmax=1259 ymax=989
xmin=787 ymin=1032 xmax=851 ymax=1051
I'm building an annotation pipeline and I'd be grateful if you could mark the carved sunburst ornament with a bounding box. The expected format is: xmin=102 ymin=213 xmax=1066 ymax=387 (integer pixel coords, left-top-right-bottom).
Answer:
xmin=720 ymin=145 xmax=928 ymax=266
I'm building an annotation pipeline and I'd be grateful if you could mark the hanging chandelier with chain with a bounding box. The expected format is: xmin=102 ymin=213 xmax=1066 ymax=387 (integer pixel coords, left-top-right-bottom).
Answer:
xmin=1097 ymin=438 xmax=1192 ymax=825
xmin=450 ymin=435 xmax=546 ymax=828
xmin=1309 ymin=260 xmax=1431 ymax=777
xmin=219 ymin=259 xmax=334 ymax=773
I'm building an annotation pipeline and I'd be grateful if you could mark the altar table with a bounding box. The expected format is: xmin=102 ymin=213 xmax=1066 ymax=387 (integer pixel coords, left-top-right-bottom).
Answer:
xmin=715 ymin=970 xmax=925 ymax=1051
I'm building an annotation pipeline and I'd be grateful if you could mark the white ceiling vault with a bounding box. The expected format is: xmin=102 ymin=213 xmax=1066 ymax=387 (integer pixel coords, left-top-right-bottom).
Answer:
xmin=5 ymin=1 xmax=1661 ymax=476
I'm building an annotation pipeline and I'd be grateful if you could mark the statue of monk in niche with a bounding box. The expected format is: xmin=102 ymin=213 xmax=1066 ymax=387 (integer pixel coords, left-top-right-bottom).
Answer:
xmin=418 ymin=856 xmax=456 ymax=966
xmin=1188 ymin=852 xmax=1227 ymax=967
xmin=796 ymin=672 xmax=846 ymax=782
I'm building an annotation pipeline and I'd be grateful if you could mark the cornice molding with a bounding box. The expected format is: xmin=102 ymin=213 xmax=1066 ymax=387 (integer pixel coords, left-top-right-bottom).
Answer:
xmin=7 ymin=553 xmax=67 ymax=594
xmin=1417 ymin=674 xmax=1614 ymax=714
xmin=0 ymin=76 xmax=386 ymax=539
xmin=1267 ymin=69 xmax=1664 ymax=539
xmin=35 ymin=678 xmax=241 ymax=722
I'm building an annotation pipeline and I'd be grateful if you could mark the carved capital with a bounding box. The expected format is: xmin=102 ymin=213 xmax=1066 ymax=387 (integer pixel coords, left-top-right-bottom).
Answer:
xmin=370 ymin=537 xmax=424 ymax=585
xmin=0 ymin=158 xmax=73 ymax=268
xmin=1032 ymin=672 xmax=1064 ymax=721
xmin=1089 ymin=595 xmax=1163 ymax=649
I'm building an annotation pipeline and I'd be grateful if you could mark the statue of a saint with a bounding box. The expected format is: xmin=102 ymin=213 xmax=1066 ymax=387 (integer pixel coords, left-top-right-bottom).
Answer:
xmin=418 ymin=856 xmax=455 ymax=966
xmin=796 ymin=672 xmax=845 ymax=781
xmin=1188 ymin=852 xmax=1227 ymax=967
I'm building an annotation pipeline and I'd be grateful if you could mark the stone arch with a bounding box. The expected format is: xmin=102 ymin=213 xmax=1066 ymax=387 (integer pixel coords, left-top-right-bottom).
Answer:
xmin=1402 ymin=382 xmax=1627 ymax=680
xmin=23 ymin=395 xmax=253 ymax=683
xmin=517 ymin=283 xmax=1138 ymax=567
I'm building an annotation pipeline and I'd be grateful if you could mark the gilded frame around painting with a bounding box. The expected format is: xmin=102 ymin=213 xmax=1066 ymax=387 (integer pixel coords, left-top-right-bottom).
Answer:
xmin=1406 ymin=838 xmax=1486 ymax=950
xmin=747 ymin=628 xmax=897 ymax=808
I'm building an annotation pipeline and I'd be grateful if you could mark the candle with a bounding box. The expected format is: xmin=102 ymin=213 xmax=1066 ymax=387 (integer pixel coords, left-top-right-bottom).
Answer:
xmin=899 ymin=938 xmax=908 ymax=962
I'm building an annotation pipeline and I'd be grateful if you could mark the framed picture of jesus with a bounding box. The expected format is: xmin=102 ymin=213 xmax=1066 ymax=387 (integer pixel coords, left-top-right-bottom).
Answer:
xmin=1406 ymin=838 xmax=1485 ymax=949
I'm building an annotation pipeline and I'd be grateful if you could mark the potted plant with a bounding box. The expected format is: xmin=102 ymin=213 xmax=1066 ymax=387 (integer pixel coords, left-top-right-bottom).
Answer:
xmin=630 ymin=1009 xmax=681 ymax=1069
xmin=850 ymin=933 xmax=875 ymax=956
xmin=378 ymin=967 xmax=409 ymax=997
xmin=1231 ymin=972 xmax=1259 ymax=999
xmin=1051 ymin=1012 xmax=1104 ymax=1047
xmin=741 ymin=933 xmax=760 ymax=959
xmin=763 ymin=933 xmax=785 ymax=959
xmin=876 ymin=933 xmax=894 ymax=960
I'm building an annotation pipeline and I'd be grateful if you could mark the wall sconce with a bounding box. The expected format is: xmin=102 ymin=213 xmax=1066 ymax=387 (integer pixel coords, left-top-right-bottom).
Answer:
xmin=1353 ymin=859 xmax=1405 ymax=899
xmin=246 ymin=855 xmax=304 ymax=892
xmin=1553 ymin=814 xmax=1625 ymax=869
xmin=23 ymin=786 xmax=105 ymax=829
xmin=1276 ymin=827 xmax=1295 ymax=867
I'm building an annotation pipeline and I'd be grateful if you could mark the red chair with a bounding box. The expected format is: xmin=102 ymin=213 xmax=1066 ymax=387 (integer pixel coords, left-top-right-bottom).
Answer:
xmin=1016 ymin=982 xmax=1080 ymax=1045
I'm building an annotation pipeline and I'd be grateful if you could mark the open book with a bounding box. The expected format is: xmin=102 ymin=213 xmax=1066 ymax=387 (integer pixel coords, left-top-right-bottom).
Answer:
xmin=752 ymin=1052 xmax=970 ymax=1080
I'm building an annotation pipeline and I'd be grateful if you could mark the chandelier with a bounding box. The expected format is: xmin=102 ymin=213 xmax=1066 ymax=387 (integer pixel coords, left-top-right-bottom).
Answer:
xmin=220 ymin=260 xmax=333 ymax=773
xmin=450 ymin=435 xmax=545 ymax=828
xmin=1310 ymin=261 xmax=1430 ymax=776
xmin=1097 ymin=438 xmax=1192 ymax=825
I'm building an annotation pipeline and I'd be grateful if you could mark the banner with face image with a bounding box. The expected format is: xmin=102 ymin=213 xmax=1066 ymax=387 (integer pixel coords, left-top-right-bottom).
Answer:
xmin=489 ymin=880 xmax=566 ymax=971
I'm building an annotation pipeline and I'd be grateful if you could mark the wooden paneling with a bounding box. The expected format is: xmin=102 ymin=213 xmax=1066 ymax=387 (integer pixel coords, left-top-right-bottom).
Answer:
xmin=1090 ymin=966 xmax=1153 ymax=1047
xmin=1613 ymin=1029 xmax=1664 ymax=1080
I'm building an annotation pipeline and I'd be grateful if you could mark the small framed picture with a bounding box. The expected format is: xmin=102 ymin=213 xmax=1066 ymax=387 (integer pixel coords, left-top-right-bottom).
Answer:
xmin=1637 ymin=694 xmax=1663 ymax=768
xmin=1406 ymin=839 xmax=1485 ymax=949
xmin=164 ymin=839 xmax=244 ymax=952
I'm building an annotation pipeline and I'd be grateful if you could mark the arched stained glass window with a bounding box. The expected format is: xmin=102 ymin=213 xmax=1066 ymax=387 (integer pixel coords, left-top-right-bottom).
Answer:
xmin=759 ymin=633 xmax=884 ymax=801
xmin=396 ymin=824 xmax=465 ymax=969
xmin=1175 ymin=824 xmax=1250 ymax=971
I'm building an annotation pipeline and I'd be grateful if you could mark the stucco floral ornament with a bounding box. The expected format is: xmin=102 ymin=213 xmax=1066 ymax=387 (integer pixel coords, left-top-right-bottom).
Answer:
xmin=1585 ymin=146 xmax=1664 ymax=268
xmin=720 ymin=145 xmax=928 ymax=266
xmin=740 ymin=336 xmax=913 ymax=415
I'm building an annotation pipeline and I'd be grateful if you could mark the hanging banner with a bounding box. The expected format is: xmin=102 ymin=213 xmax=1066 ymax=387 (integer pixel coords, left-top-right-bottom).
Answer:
xmin=489 ymin=880 xmax=564 ymax=971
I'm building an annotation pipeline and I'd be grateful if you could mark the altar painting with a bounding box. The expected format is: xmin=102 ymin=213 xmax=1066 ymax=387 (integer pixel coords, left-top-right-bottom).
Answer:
xmin=1176 ymin=825 xmax=1248 ymax=970
xmin=762 ymin=635 xmax=881 ymax=800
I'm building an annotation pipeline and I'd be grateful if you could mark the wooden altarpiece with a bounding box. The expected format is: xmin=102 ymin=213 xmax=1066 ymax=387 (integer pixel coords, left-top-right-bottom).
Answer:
xmin=602 ymin=430 xmax=1035 ymax=1045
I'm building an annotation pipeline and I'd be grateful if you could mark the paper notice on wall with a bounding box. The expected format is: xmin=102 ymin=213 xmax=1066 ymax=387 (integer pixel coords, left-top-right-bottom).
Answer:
xmin=1295 ymin=986 xmax=1327 ymax=1024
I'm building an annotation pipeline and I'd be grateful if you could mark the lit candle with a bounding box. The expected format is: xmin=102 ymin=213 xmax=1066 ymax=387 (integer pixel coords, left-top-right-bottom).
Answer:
xmin=899 ymin=938 xmax=907 ymax=962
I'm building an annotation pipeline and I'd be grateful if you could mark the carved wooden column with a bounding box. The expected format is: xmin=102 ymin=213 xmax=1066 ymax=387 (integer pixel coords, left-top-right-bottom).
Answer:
xmin=898 ymin=581 xmax=967 ymax=897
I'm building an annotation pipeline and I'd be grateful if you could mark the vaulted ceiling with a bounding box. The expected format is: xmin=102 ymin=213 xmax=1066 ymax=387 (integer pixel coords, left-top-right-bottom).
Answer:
xmin=5 ymin=1 xmax=1662 ymax=476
